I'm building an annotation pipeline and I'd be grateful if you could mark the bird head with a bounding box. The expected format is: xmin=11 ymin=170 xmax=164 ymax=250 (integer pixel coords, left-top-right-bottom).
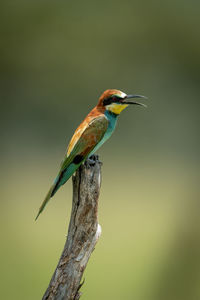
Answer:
xmin=98 ymin=89 xmax=146 ymax=115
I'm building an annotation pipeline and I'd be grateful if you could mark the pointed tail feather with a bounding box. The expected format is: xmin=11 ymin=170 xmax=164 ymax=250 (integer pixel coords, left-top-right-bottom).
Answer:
xmin=35 ymin=185 xmax=55 ymax=220
xmin=35 ymin=163 xmax=80 ymax=220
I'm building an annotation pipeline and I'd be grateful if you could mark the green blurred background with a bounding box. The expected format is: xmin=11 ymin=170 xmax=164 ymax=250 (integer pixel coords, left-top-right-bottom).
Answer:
xmin=1 ymin=1 xmax=200 ymax=299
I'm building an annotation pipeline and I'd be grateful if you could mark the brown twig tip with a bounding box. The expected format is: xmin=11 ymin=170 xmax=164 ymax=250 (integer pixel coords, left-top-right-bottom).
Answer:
xmin=42 ymin=155 xmax=102 ymax=300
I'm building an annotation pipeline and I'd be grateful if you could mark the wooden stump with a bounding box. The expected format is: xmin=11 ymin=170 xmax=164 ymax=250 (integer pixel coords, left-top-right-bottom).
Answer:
xmin=42 ymin=155 xmax=102 ymax=300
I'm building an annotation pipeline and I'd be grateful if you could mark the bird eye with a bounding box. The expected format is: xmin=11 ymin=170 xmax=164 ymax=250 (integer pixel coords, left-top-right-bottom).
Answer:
xmin=112 ymin=96 xmax=117 ymax=101
xmin=103 ymin=95 xmax=121 ymax=106
xmin=112 ymin=96 xmax=121 ymax=102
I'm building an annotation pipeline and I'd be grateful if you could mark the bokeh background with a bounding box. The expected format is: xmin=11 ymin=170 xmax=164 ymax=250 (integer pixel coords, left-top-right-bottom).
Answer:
xmin=1 ymin=1 xmax=200 ymax=299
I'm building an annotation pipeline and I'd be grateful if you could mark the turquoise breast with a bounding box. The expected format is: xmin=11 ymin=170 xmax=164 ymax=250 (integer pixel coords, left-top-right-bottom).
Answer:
xmin=89 ymin=110 xmax=118 ymax=156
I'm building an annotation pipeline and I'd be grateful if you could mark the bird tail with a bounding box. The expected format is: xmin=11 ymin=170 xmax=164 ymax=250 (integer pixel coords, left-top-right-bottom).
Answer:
xmin=35 ymin=162 xmax=80 ymax=220
xmin=35 ymin=165 xmax=75 ymax=220
xmin=35 ymin=184 xmax=55 ymax=220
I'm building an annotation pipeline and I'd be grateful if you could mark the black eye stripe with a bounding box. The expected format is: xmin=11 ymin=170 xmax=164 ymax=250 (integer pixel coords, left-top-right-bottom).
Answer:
xmin=103 ymin=95 xmax=121 ymax=106
xmin=103 ymin=98 xmax=113 ymax=106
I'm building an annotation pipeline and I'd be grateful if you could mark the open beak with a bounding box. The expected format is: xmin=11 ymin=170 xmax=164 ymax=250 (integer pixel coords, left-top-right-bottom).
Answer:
xmin=122 ymin=94 xmax=147 ymax=107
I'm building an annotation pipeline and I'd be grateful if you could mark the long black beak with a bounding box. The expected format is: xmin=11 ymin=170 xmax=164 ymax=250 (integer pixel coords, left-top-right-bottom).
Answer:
xmin=122 ymin=94 xmax=147 ymax=107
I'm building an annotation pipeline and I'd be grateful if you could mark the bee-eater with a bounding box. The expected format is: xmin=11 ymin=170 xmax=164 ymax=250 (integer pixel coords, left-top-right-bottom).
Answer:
xmin=35 ymin=89 xmax=146 ymax=220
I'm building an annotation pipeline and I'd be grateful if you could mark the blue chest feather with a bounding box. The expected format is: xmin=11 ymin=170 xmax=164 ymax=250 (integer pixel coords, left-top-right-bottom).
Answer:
xmin=90 ymin=110 xmax=118 ymax=156
xmin=104 ymin=110 xmax=118 ymax=139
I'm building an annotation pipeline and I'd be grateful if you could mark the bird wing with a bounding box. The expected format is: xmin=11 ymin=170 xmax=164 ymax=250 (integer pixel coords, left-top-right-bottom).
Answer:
xmin=35 ymin=114 xmax=108 ymax=220
xmin=60 ymin=114 xmax=108 ymax=171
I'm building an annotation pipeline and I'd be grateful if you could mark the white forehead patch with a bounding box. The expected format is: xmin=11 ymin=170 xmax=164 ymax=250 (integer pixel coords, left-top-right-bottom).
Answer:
xmin=119 ymin=91 xmax=127 ymax=98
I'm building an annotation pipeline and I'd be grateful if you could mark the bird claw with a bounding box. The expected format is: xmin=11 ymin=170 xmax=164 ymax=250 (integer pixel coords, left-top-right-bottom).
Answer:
xmin=84 ymin=155 xmax=102 ymax=167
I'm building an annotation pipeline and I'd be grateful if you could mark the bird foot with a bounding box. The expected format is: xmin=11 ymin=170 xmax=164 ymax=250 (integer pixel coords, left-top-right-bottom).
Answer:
xmin=85 ymin=155 xmax=102 ymax=167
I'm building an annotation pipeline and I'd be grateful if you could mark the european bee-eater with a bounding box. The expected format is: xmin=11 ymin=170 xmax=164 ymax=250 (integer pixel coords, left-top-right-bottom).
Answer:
xmin=35 ymin=89 xmax=146 ymax=220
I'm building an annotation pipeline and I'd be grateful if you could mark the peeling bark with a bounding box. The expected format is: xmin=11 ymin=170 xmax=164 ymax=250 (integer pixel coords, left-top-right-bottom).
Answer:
xmin=42 ymin=155 xmax=102 ymax=300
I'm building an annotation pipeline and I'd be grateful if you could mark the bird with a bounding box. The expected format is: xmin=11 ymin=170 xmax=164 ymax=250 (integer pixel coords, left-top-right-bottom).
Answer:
xmin=35 ymin=89 xmax=146 ymax=220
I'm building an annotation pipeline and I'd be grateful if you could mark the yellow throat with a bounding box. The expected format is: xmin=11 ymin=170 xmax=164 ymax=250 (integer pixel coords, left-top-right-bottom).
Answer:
xmin=106 ymin=103 xmax=128 ymax=115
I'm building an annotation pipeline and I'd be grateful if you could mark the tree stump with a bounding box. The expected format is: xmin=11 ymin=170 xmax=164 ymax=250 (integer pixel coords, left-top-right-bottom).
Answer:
xmin=42 ymin=155 xmax=102 ymax=300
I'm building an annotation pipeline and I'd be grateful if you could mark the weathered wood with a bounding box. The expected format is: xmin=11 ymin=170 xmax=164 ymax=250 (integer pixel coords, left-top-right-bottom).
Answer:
xmin=42 ymin=155 xmax=102 ymax=300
